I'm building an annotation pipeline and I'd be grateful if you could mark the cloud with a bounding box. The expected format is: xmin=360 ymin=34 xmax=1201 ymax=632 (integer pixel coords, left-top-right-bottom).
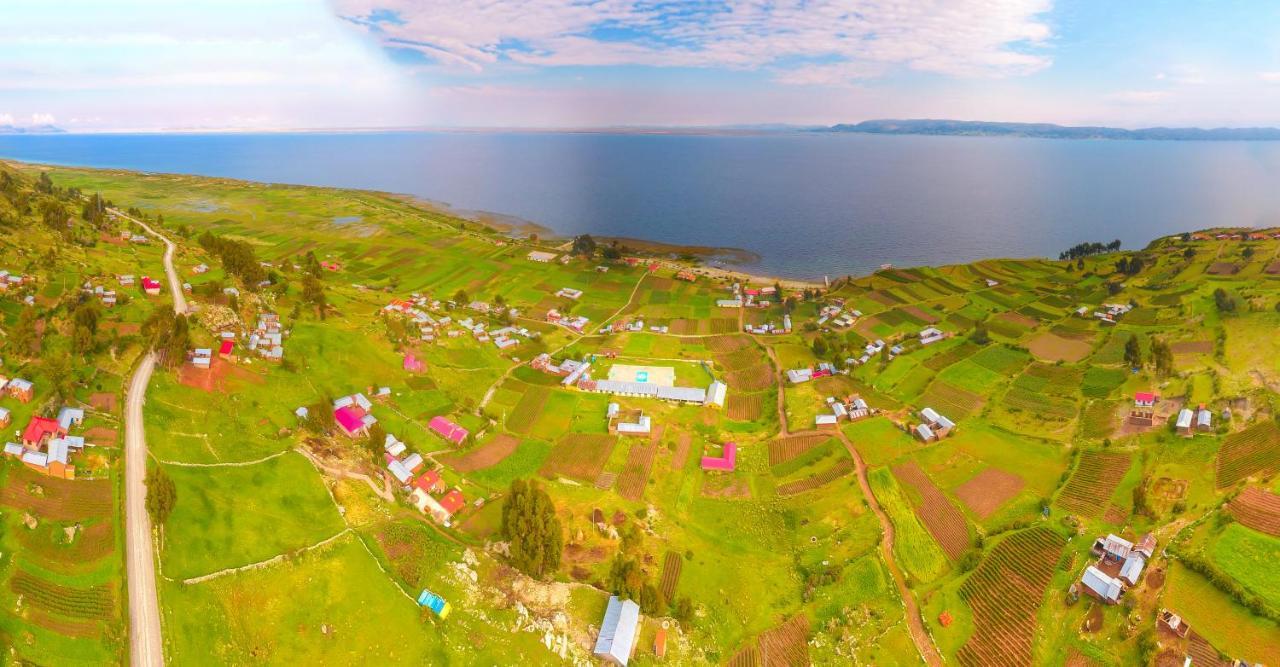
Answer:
xmin=1106 ymin=90 xmax=1170 ymax=105
xmin=1260 ymin=71 xmax=1280 ymax=83
xmin=0 ymin=113 xmax=13 ymax=125
xmin=335 ymin=0 xmax=1055 ymax=84
xmin=30 ymin=112 xmax=56 ymax=125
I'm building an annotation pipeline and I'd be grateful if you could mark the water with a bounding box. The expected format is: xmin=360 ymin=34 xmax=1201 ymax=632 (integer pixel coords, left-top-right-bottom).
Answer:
xmin=3 ymin=131 xmax=1280 ymax=280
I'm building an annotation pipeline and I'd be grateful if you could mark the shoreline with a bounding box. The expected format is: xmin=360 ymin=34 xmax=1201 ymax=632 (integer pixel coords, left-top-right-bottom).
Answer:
xmin=2 ymin=157 xmax=823 ymax=288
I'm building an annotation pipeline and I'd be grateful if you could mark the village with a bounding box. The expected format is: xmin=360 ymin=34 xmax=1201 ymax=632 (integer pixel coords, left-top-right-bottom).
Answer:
xmin=1 ymin=161 xmax=1279 ymax=666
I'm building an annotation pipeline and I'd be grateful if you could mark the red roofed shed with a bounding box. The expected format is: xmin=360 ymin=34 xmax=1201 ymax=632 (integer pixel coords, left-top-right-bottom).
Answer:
xmin=22 ymin=416 xmax=65 ymax=447
xmin=438 ymin=489 xmax=465 ymax=516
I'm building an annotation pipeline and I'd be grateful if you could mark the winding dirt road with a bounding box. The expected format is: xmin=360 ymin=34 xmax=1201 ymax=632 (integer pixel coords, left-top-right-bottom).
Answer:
xmin=836 ymin=429 xmax=943 ymax=667
xmin=115 ymin=207 xmax=184 ymax=667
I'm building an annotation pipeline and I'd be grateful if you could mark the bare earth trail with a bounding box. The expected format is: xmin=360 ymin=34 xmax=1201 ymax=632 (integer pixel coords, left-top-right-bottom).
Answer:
xmin=836 ymin=429 xmax=944 ymax=667
xmin=113 ymin=207 xmax=185 ymax=667
xmin=760 ymin=335 xmax=939 ymax=665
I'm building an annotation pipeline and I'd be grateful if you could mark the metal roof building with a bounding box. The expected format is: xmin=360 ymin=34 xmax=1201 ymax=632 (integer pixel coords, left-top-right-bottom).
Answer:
xmin=1081 ymin=566 xmax=1123 ymax=603
xmin=593 ymin=596 xmax=640 ymax=666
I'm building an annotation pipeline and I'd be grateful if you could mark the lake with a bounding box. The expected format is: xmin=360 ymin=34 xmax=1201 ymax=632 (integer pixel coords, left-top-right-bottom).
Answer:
xmin=3 ymin=131 xmax=1280 ymax=280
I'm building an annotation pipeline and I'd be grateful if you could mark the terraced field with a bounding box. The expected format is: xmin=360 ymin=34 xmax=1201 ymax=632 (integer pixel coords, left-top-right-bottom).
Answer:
xmin=956 ymin=527 xmax=1067 ymax=667
xmin=1056 ymin=451 xmax=1131 ymax=517
xmin=892 ymin=461 xmax=970 ymax=559
xmin=1217 ymin=422 xmax=1280 ymax=488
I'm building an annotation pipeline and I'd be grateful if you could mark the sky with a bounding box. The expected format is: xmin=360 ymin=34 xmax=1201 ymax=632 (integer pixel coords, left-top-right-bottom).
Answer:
xmin=3 ymin=0 xmax=1280 ymax=131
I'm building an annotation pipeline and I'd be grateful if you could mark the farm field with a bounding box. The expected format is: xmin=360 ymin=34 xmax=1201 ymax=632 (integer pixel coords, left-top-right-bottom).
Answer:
xmin=7 ymin=161 xmax=1280 ymax=664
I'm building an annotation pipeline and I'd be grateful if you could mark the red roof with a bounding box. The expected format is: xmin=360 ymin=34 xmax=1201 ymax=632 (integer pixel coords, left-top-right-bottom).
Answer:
xmin=414 ymin=470 xmax=442 ymax=492
xmin=1134 ymin=392 xmax=1156 ymax=403
xmin=219 ymin=340 xmax=234 ymax=355
xmin=438 ymin=489 xmax=465 ymax=515
xmin=334 ymin=406 xmax=365 ymax=435
xmin=22 ymin=416 xmax=64 ymax=445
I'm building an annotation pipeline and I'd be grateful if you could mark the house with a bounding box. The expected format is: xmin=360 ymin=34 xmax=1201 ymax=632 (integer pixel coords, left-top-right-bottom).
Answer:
xmin=416 ymin=589 xmax=452 ymax=619
xmin=414 ymin=470 xmax=444 ymax=494
xmin=141 ymin=276 xmax=162 ymax=296
xmin=919 ymin=407 xmax=955 ymax=438
xmin=919 ymin=327 xmax=945 ymax=345
xmin=615 ymin=414 xmax=652 ymax=436
xmin=1196 ymin=406 xmax=1213 ymax=432
xmin=914 ymin=423 xmax=936 ymax=442
xmin=594 ymin=596 xmax=641 ymax=666
xmin=334 ymin=406 xmax=371 ymax=438
xmin=56 ymin=407 xmax=84 ymax=431
xmin=786 ymin=368 xmax=813 ymax=384
xmin=386 ymin=457 xmax=413 ymax=484
xmin=556 ymin=287 xmax=583 ymax=300
xmin=1081 ymin=566 xmax=1124 ymax=604
xmin=427 ymin=416 xmax=469 ymax=445
xmin=1119 ymin=554 xmax=1145 ymax=586
xmin=675 ymin=270 xmax=696 ymax=282
xmin=8 ymin=378 xmax=34 ymax=403
xmin=22 ymin=416 xmax=65 ymax=447
xmin=438 ymin=489 xmax=465 ymax=516
xmin=1130 ymin=392 xmax=1158 ymax=426
xmin=1158 ymin=609 xmax=1190 ymax=638
xmin=404 ymin=353 xmax=425 ymax=373
xmin=527 ymin=250 xmax=558 ymax=263
xmin=700 ymin=443 xmax=737 ymax=472
xmin=1092 ymin=534 xmax=1133 ymax=561
xmin=218 ymin=339 xmax=234 ymax=359
xmin=704 ymin=381 xmax=727 ymax=409
xmin=401 ymin=452 xmax=425 ymax=473
xmin=294 ymin=406 xmax=309 ymax=421
xmin=815 ymin=414 xmax=838 ymax=429
xmin=384 ymin=433 xmax=407 ymax=457
xmin=190 ymin=348 xmax=212 ymax=369
xmin=654 ymin=627 xmax=667 ymax=659
xmin=1133 ymin=533 xmax=1157 ymax=559
xmin=1175 ymin=408 xmax=1194 ymax=436
xmin=716 ymin=298 xmax=743 ymax=308
xmin=192 ymin=263 xmax=209 ymax=274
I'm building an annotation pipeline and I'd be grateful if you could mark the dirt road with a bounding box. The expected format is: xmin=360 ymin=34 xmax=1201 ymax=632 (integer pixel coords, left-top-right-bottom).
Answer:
xmin=836 ymin=429 xmax=943 ymax=667
xmin=116 ymin=207 xmax=183 ymax=667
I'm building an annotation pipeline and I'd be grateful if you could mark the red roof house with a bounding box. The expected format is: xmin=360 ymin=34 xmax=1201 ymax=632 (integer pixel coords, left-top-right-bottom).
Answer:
xmin=438 ymin=489 xmax=465 ymax=516
xmin=22 ymin=416 xmax=65 ymax=447
xmin=428 ymin=416 xmax=469 ymax=445
xmin=414 ymin=470 xmax=444 ymax=494
xmin=141 ymin=276 xmax=162 ymax=295
xmin=218 ymin=340 xmax=234 ymax=358
xmin=700 ymin=442 xmax=737 ymax=472
xmin=403 ymin=352 xmax=425 ymax=373
xmin=1134 ymin=392 xmax=1157 ymax=407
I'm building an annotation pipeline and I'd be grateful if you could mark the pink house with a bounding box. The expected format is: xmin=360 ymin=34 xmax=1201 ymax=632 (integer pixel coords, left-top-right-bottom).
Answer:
xmin=428 ymin=416 xmax=469 ymax=445
xmin=403 ymin=353 xmax=425 ymax=373
xmin=701 ymin=442 xmax=737 ymax=472
xmin=334 ymin=406 xmax=368 ymax=438
xmin=141 ymin=276 xmax=162 ymax=296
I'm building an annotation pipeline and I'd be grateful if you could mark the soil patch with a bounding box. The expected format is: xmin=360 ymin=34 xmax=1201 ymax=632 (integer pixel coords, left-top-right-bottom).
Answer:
xmin=442 ymin=434 xmax=520 ymax=472
xmin=1027 ymin=332 xmax=1092 ymax=363
xmin=954 ymin=468 xmax=1025 ymax=520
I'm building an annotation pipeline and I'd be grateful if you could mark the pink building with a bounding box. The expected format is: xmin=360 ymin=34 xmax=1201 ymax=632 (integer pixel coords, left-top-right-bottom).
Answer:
xmin=403 ymin=353 xmax=425 ymax=373
xmin=428 ymin=416 xmax=469 ymax=445
xmin=701 ymin=442 xmax=737 ymax=472
xmin=334 ymin=406 xmax=368 ymax=438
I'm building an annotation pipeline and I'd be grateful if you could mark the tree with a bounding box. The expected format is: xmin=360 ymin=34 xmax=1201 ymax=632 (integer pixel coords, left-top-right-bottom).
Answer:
xmin=606 ymin=555 xmax=663 ymax=614
xmin=970 ymin=322 xmax=990 ymax=345
xmin=501 ymin=480 xmax=563 ymax=579
xmin=1213 ymin=288 xmax=1239 ymax=314
xmin=571 ymin=234 xmax=597 ymax=257
xmin=9 ymin=307 xmax=40 ymax=358
xmin=145 ymin=465 xmax=178 ymax=527
xmin=452 ymin=289 xmax=469 ymax=304
xmin=600 ymin=243 xmax=622 ymax=261
xmin=302 ymin=274 xmax=327 ymax=319
xmin=812 ymin=336 xmax=828 ymax=357
xmin=1123 ymin=335 xmax=1143 ymax=369
xmin=1151 ymin=338 xmax=1174 ymax=377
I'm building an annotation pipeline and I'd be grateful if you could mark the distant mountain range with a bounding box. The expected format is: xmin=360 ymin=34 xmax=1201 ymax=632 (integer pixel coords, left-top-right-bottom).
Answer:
xmin=0 ymin=124 xmax=65 ymax=135
xmin=820 ymin=119 xmax=1280 ymax=141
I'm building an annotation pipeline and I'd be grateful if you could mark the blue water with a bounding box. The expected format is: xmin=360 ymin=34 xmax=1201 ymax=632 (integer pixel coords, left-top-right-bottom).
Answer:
xmin=3 ymin=131 xmax=1280 ymax=280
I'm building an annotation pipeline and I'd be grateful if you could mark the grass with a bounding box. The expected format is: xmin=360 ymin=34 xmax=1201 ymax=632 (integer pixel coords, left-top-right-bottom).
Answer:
xmin=868 ymin=467 xmax=949 ymax=585
xmin=1164 ymin=561 xmax=1280 ymax=664
xmin=1209 ymin=523 xmax=1280 ymax=610
xmin=160 ymin=452 xmax=346 ymax=580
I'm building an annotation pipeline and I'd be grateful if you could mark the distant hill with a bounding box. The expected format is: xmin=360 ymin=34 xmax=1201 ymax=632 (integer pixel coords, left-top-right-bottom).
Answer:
xmin=820 ymin=119 xmax=1280 ymax=141
xmin=0 ymin=124 xmax=66 ymax=135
